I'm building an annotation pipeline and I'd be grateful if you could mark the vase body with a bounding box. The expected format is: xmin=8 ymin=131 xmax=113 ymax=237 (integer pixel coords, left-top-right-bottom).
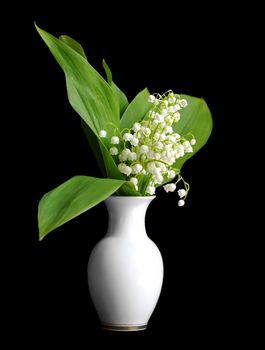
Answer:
xmin=87 ymin=196 xmax=163 ymax=331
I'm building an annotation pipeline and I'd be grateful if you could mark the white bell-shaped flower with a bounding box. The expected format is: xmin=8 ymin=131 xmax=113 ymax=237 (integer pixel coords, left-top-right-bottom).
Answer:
xmin=111 ymin=136 xmax=119 ymax=144
xmin=178 ymin=199 xmax=185 ymax=206
xmin=146 ymin=185 xmax=156 ymax=195
xmin=118 ymin=163 xmax=132 ymax=176
xmin=177 ymin=189 xmax=186 ymax=198
xmin=163 ymin=183 xmax=176 ymax=192
xmin=110 ymin=147 xmax=118 ymax=155
xmin=99 ymin=130 xmax=107 ymax=138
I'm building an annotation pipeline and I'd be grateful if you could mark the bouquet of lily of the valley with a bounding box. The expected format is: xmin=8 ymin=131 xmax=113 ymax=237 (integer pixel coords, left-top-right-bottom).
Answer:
xmin=35 ymin=25 xmax=212 ymax=240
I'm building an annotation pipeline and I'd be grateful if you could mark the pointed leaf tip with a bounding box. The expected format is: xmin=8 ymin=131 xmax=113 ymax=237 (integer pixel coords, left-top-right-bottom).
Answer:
xmin=59 ymin=35 xmax=87 ymax=59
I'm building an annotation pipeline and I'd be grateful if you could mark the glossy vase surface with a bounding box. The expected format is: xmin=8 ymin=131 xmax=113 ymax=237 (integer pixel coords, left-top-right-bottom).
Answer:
xmin=87 ymin=196 xmax=163 ymax=331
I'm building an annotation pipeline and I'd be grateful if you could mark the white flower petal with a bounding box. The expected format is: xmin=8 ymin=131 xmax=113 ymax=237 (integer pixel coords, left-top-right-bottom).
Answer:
xmin=110 ymin=147 xmax=118 ymax=155
xmin=148 ymin=95 xmax=156 ymax=103
xmin=111 ymin=136 xmax=120 ymax=144
xmin=99 ymin=130 xmax=107 ymax=138
xmin=163 ymin=183 xmax=176 ymax=193
xmin=177 ymin=189 xmax=186 ymax=198
xmin=178 ymin=199 xmax=185 ymax=207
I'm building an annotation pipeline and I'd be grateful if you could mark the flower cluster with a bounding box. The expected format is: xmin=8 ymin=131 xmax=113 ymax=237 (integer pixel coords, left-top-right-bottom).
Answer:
xmin=99 ymin=91 xmax=196 ymax=206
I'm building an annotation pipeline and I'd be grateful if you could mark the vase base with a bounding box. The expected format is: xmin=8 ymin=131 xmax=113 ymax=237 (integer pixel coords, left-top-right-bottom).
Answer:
xmin=102 ymin=323 xmax=147 ymax=332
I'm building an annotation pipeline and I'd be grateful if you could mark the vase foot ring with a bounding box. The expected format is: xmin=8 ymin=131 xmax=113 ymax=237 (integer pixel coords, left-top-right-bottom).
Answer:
xmin=102 ymin=323 xmax=147 ymax=332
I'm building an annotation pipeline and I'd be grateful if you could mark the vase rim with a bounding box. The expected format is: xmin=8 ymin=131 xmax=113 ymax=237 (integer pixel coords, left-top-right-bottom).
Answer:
xmin=108 ymin=195 xmax=156 ymax=199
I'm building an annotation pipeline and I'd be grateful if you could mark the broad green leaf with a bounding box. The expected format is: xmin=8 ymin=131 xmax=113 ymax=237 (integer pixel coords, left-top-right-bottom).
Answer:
xmin=59 ymin=35 xmax=87 ymax=59
xmin=102 ymin=59 xmax=129 ymax=115
xmin=81 ymin=120 xmax=124 ymax=180
xmin=173 ymin=94 xmax=213 ymax=171
xmin=120 ymin=88 xmax=151 ymax=130
xmin=98 ymin=142 xmax=124 ymax=180
xmin=81 ymin=120 xmax=106 ymax=176
xmin=111 ymin=83 xmax=129 ymax=115
xmin=35 ymin=25 xmax=119 ymax=139
xmin=38 ymin=176 xmax=125 ymax=240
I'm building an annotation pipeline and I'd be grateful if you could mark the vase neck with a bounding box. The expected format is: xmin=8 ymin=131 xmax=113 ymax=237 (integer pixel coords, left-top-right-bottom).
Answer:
xmin=104 ymin=196 xmax=155 ymax=239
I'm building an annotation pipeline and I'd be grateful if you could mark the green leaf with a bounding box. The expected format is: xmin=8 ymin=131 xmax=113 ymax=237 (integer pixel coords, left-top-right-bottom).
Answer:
xmin=59 ymin=35 xmax=87 ymax=59
xmin=120 ymin=88 xmax=151 ymax=130
xmin=81 ymin=120 xmax=106 ymax=176
xmin=111 ymin=83 xmax=129 ymax=116
xmin=38 ymin=176 xmax=125 ymax=240
xmin=117 ymin=182 xmax=142 ymax=196
xmin=35 ymin=25 xmax=120 ymax=138
xmin=102 ymin=59 xmax=129 ymax=115
xmin=102 ymin=59 xmax=112 ymax=84
xmin=98 ymin=142 xmax=125 ymax=180
xmin=81 ymin=120 xmax=124 ymax=180
xmin=173 ymin=94 xmax=213 ymax=170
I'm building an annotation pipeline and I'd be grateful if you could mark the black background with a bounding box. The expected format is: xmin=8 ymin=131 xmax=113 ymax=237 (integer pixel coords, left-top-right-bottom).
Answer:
xmin=5 ymin=2 xmax=255 ymax=347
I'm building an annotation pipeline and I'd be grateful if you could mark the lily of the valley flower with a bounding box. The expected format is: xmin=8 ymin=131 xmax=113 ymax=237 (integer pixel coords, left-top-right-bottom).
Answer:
xmin=167 ymin=170 xmax=176 ymax=179
xmin=130 ymin=177 xmax=138 ymax=191
xmin=111 ymin=136 xmax=119 ymax=144
xmin=99 ymin=130 xmax=107 ymax=138
xmin=177 ymin=189 xmax=186 ymax=198
xmin=118 ymin=163 xmax=132 ymax=176
xmin=163 ymin=183 xmax=176 ymax=192
xmin=178 ymin=199 xmax=185 ymax=207
xmin=148 ymin=95 xmax=156 ymax=103
xmin=110 ymin=147 xmax=119 ymax=155
xmin=123 ymin=133 xmax=133 ymax=142
xmin=133 ymin=122 xmax=141 ymax=132
xmin=112 ymin=91 xmax=194 ymax=202
xmin=146 ymin=185 xmax=156 ymax=195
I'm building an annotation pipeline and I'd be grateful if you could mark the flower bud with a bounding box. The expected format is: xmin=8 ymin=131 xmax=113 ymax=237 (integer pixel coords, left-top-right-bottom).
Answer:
xmin=130 ymin=177 xmax=138 ymax=191
xmin=99 ymin=130 xmax=107 ymax=137
xmin=110 ymin=147 xmax=118 ymax=155
xmin=163 ymin=183 xmax=176 ymax=192
xmin=111 ymin=136 xmax=119 ymax=144
xmin=148 ymin=95 xmax=156 ymax=103
xmin=178 ymin=199 xmax=185 ymax=207
xmin=167 ymin=170 xmax=176 ymax=179
xmin=132 ymin=122 xmax=141 ymax=132
xmin=123 ymin=133 xmax=133 ymax=142
xmin=130 ymin=137 xmax=139 ymax=146
xmin=177 ymin=189 xmax=186 ymax=198
xmin=146 ymin=186 xmax=156 ymax=195
xmin=132 ymin=163 xmax=143 ymax=174
xmin=140 ymin=145 xmax=149 ymax=153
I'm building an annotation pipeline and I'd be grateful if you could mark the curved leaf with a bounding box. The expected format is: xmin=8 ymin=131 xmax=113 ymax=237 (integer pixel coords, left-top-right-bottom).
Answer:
xmin=102 ymin=59 xmax=112 ymax=84
xmin=120 ymin=88 xmax=151 ymax=130
xmin=59 ymin=35 xmax=87 ymax=59
xmin=102 ymin=59 xmax=129 ymax=115
xmin=81 ymin=120 xmax=106 ymax=176
xmin=35 ymin=25 xmax=120 ymax=137
xmin=117 ymin=182 xmax=142 ymax=196
xmin=81 ymin=120 xmax=124 ymax=180
xmin=38 ymin=176 xmax=125 ymax=240
xmin=98 ymin=142 xmax=124 ymax=179
xmin=173 ymin=94 xmax=213 ymax=170
xmin=112 ymin=83 xmax=129 ymax=115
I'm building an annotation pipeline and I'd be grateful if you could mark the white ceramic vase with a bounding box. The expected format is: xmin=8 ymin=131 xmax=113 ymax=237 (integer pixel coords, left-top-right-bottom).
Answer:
xmin=87 ymin=196 xmax=163 ymax=331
